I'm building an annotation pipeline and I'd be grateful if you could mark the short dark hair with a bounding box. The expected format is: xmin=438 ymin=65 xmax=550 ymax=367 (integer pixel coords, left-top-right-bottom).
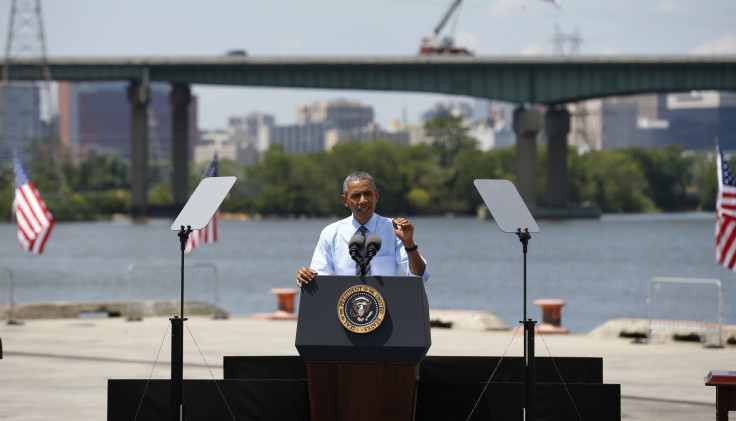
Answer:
xmin=342 ymin=172 xmax=377 ymax=195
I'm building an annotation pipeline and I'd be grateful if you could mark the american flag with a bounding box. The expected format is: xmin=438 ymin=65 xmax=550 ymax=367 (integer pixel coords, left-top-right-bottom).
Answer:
xmin=184 ymin=153 xmax=218 ymax=255
xmin=716 ymin=147 xmax=736 ymax=270
xmin=13 ymin=154 xmax=54 ymax=254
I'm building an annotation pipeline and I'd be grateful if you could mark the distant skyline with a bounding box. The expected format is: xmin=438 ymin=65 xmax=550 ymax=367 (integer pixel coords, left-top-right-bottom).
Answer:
xmin=1 ymin=0 xmax=734 ymax=130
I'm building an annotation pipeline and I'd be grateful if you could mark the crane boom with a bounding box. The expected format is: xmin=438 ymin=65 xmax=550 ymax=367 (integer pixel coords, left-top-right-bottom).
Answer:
xmin=433 ymin=0 xmax=462 ymax=37
xmin=418 ymin=0 xmax=472 ymax=56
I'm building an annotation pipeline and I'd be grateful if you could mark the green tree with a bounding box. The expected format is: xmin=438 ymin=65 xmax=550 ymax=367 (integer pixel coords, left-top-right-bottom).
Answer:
xmin=579 ymin=150 xmax=656 ymax=213
xmin=424 ymin=115 xmax=476 ymax=168
xmin=623 ymin=145 xmax=695 ymax=211
xmin=73 ymin=154 xmax=130 ymax=191
xmin=697 ymin=159 xmax=717 ymax=211
xmin=324 ymin=140 xmax=407 ymax=215
xmin=245 ymin=146 xmax=329 ymax=216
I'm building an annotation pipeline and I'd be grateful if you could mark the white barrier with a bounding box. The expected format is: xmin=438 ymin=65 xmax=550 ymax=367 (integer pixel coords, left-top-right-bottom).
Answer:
xmin=648 ymin=276 xmax=722 ymax=346
xmin=0 ymin=267 xmax=15 ymax=323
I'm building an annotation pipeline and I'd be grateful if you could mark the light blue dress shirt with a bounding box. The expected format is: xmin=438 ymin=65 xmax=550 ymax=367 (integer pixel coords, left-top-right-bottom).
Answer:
xmin=309 ymin=214 xmax=430 ymax=282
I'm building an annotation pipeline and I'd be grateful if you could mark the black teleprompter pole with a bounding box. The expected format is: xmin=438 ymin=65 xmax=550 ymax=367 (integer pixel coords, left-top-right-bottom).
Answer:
xmin=473 ymin=180 xmax=540 ymax=421
xmin=517 ymin=228 xmax=536 ymax=421
xmin=171 ymin=225 xmax=191 ymax=421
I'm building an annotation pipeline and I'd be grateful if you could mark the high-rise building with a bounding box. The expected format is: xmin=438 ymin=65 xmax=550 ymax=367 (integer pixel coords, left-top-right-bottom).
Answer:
xmin=297 ymin=99 xmax=373 ymax=130
xmin=269 ymin=122 xmax=327 ymax=154
xmin=227 ymin=112 xmax=275 ymax=154
xmin=57 ymin=81 xmax=198 ymax=162
xmin=599 ymin=91 xmax=736 ymax=151
xmin=568 ymin=99 xmax=603 ymax=152
xmin=0 ymin=82 xmax=43 ymax=163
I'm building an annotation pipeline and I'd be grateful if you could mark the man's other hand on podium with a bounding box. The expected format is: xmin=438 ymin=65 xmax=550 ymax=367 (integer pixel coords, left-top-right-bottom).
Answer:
xmin=296 ymin=267 xmax=317 ymax=288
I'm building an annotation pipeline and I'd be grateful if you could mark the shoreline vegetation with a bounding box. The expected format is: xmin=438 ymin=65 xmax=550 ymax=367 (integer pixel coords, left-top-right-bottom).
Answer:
xmin=2 ymin=117 xmax=720 ymax=222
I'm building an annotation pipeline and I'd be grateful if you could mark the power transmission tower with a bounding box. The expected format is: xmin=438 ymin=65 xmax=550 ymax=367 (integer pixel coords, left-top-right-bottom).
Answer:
xmin=552 ymin=24 xmax=582 ymax=56
xmin=0 ymin=0 xmax=66 ymax=188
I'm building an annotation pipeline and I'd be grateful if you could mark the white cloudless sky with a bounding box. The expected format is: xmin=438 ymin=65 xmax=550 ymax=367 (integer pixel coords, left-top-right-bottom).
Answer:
xmin=1 ymin=0 xmax=734 ymax=130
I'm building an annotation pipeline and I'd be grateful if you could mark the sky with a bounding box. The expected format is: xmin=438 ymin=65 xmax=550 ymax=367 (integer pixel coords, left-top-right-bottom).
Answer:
xmin=1 ymin=0 xmax=735 ymax=130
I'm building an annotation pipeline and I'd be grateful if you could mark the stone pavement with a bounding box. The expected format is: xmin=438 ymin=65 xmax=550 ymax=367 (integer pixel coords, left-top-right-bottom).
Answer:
xmin=0 ymin=316 xmax=730 ymax=420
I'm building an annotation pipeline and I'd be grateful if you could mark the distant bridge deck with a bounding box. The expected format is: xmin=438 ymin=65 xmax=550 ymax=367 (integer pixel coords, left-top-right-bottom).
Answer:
xmin=3 ymin=55 xmax=736 ymax=104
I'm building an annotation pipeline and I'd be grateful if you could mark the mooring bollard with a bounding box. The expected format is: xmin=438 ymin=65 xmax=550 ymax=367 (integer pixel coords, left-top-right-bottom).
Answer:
xmin=534 ymin=299 xmax=569 ymax=334
xmin=252 ymin=288 xmax=299 ymax=320
xmin=271 ymin=288 xmax=298 ymax=313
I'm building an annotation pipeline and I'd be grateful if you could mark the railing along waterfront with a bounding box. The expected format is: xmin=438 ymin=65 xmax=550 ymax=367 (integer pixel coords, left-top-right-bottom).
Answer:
xmin=648 ymin=276 xmax=723 ymax=347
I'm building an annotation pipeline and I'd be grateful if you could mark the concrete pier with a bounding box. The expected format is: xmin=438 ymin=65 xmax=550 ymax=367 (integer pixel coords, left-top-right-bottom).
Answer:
xmin=127 ymin=82 xmax=150 ymax=218
xmin=0 ymin=316 xmax=727 ymax=420
xmin=544 ymin=106 xmax=570 ymax=208
xmin=513 ymin=107 xmax=542 ymax=207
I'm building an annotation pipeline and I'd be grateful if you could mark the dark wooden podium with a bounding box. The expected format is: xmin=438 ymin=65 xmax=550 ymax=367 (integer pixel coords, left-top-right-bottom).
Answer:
xmin=295 ymin=276 xmax=431 ymax=421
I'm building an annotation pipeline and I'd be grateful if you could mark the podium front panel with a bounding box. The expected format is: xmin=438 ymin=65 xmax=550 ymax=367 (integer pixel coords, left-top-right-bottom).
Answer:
xmin=295 ymin=275 xmax=431 ymax=362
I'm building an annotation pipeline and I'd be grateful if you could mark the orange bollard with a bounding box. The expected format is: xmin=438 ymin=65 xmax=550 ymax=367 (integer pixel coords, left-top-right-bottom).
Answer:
xmin=271 ymin=288 xmax=298 ymax=313
xmin=252 ymin=288 xmax=299 ymax=320
xmin=533 ymin=299 xmax=569 ymax=334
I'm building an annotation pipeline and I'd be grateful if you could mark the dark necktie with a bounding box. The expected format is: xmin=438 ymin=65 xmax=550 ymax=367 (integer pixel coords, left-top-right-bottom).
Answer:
xmin=356 ymin=225 xmax=369 ymax=275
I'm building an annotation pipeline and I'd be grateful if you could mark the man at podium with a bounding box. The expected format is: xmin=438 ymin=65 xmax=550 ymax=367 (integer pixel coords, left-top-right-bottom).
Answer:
xmin=296 ymin=171 xmax=430 ymax=287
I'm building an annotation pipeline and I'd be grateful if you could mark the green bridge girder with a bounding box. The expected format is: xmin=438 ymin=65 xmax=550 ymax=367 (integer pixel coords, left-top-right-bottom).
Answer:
xmin=3 ymin=55 xmax=736 ymax=103
xmin=6 ymin=55 xmax=735 ymax=216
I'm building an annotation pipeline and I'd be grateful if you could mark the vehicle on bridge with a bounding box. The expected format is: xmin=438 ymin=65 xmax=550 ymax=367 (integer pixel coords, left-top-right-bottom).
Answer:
xmin=418 ymin=0 xmax=473 ymax=56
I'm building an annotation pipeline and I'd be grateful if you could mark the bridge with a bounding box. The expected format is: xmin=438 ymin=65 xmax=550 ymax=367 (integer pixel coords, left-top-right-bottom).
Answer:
xmin=4 ymin=55 xmax=736 ymax=216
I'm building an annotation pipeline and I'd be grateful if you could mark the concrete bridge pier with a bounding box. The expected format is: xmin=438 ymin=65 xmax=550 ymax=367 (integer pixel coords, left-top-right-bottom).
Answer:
xmin=169 ymin=84 xmax=191 ymax=209
xmin=545 ymin=107 xmax=570 ymax=207
xmin=513 ymin=107 xmax=542 ymax=207
xmin=127 ymin=82 xmax=150 ymax=218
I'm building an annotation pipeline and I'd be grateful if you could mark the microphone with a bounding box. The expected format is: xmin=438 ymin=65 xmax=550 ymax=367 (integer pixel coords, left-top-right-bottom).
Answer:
xmin=365 ymin=234 xmax=382 ymax=260
xmin=348 ymin=233 xmax=365 ymax=265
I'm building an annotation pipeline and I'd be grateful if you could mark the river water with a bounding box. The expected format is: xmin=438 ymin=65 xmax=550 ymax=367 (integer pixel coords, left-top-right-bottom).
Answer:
xmin=0 ymin=212 xmax=729 ymax=333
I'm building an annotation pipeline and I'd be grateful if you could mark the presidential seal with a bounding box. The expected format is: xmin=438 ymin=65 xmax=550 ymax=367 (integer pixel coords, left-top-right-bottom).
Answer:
xmin=337 ymin=285 xmax=386 ymax=333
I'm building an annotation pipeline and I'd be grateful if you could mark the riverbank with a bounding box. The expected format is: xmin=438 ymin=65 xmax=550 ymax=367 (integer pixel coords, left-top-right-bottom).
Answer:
xmin=0 ymin=315 xmax=731 ymax=420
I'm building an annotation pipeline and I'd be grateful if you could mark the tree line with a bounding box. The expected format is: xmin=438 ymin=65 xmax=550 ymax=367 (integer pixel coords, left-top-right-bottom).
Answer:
xmin=0 ymin=116 xmax=721 ymax=222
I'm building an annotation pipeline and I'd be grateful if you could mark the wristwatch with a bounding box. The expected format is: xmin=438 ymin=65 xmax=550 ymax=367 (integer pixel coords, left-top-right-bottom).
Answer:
xmin=404 ymin=242 xmax=418 ymax=252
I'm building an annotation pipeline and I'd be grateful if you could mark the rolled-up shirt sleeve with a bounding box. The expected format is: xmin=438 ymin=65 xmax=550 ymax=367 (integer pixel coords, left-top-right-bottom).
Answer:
xmin=396 ymin=236 xmax=430 ymax=283
xmin=309 ymin=227 xmax=335 ymax=275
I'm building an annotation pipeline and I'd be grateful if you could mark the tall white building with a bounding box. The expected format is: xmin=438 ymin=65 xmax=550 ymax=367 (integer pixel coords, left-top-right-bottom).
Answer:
xmin=567 ymin=99 xmax=603 ymax=153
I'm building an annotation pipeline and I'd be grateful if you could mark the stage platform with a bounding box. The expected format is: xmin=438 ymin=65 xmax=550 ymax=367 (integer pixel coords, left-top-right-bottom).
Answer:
xmin=108 ymin=355 xmax=620 ymax=420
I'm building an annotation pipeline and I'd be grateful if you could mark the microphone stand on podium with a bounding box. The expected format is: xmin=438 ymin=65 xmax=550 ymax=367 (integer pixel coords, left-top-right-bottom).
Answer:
xmin=349 ymin=233 xmax=382 ymax=276
xmin=168 ymin=176 xmax=236 ymax=421
xmin=474 ymin=179 xmax=540 ymax=421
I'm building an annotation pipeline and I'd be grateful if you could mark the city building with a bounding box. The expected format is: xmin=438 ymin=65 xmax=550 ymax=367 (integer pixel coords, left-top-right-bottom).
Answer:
xmin=420 ymin=101 xmax=473 ymax=122
xmin=269 ymin=122 xmax=328 ymax=154
xmin=598 ymin=91 xmax=736 ymax=151
xmin=325 ymin=122 xmax=408 ymax=151
xmin=297 ymin=99 xmax=373 ymax=130
xmin=57 ymin=81 xmax=198 ymax=163
xmin=568 ymin=99 xmax=603 ymax=153
xmin=0 ymin=82 xmax=43 ymax=163
xmin=228 ymin=112 xmax=274 ymax=153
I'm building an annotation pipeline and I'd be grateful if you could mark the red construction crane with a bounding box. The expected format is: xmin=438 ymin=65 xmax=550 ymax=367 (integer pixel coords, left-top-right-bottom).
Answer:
xmin=418 ymin=0 xmax=473 ymax=56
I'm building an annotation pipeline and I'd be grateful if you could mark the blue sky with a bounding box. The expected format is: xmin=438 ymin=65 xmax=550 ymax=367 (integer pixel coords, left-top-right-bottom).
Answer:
xmin=2 ymin=0 xmax=734 ymax=130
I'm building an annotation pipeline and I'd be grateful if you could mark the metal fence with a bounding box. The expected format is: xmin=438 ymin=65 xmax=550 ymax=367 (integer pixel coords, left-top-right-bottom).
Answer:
xmin=0 ymin=267 xmax=15 ymax=323
xmin=126 ymin=263 xmax=219 ymax=320
xmin=648 ymin=276 xmax=722 ymax=346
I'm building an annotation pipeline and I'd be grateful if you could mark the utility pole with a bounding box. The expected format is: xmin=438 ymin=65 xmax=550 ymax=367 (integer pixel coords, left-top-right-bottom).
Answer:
xmin=1 ymin=0 xmax=67 ymax=188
